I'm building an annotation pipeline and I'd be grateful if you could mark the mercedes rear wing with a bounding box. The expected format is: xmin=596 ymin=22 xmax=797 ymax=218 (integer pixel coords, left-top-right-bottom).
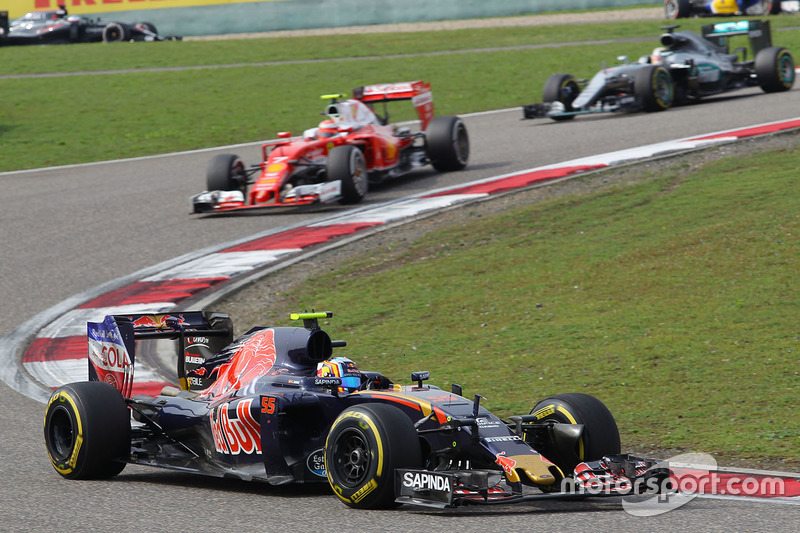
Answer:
xmin=87 ymin=311 xmax=233 ymax=397
xmin=353 ymin=80 xmax=435 ymax=131
xmin=702 ymin=19 xmax=772 ymax=56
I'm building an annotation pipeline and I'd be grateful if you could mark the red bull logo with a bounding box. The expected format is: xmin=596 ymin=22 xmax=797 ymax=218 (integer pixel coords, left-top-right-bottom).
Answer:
xmin=199 ymin=328 xmax=277 ymax=400
xmin=495 ymin=452 xmax=518 ymax=475
xmin=129 ymin=314 xmax=189 ymax=329
xmin=209 ymin=398 xmax=262 ymax=455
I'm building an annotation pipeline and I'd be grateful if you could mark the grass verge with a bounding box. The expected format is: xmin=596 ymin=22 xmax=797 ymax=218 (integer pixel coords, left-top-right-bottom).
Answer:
xmin=221 ymin=133 xmax=800 ymax=469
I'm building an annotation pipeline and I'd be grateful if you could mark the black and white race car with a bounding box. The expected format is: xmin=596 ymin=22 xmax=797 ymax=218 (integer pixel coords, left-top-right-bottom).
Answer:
xmin=2 ymin=7 xmax=179 ymax=45
xmin=523 ymin=20 xmax=794 ymax=121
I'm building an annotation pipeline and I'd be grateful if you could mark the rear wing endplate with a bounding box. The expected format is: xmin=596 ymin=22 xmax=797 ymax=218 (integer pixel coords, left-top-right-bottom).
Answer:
xmin=88 ymin=311 xmax=233 ymax=397
xmin=353 ymin=80 xmax=435 ymax=131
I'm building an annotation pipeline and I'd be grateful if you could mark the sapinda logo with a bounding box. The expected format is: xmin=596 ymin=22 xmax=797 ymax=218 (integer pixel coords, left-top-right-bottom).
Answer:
xmin=402 ymin=471 xmax=451 ymax=492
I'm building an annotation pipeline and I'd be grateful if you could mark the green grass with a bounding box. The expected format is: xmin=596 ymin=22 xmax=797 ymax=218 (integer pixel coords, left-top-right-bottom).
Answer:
xmin=225 ymin=139 xmax=800 ymax=467
xmin=2 ymin=15 xmax=799 ymax=171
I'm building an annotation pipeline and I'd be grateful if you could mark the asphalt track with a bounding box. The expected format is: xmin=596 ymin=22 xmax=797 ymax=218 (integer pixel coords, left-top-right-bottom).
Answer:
xmin=2 ymin=84 xmax=800 ymax=528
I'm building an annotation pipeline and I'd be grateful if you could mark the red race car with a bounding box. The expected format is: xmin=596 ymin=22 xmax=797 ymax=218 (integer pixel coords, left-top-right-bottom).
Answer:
xmin=191 ymin=81 xmax=469 ymax=213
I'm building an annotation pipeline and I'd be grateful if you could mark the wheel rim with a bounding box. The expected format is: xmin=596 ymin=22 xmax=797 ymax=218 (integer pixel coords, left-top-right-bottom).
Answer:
xmin=665 ymin=0 xmax=678 ymax=19
xmin=655 ymin=70 xmax=673 ymax=106
xmin=453 ymin=123 xmax=469 ymax=165
xmin=350 ymin=150 xmax=367 ymax=196
xmin=332 ymin=428 xmax=371 ymax=488
xmin=779 ymin=54 xmax=795 ymax=84
xmin=47 ymin=405 xmax=75 ymax=462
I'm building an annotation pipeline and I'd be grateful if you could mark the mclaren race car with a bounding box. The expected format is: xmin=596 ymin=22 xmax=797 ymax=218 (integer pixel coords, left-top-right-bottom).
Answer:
xmin=191 ymin=81 xmax=469 ymax=214
xmin=43 ymin=311 xmax=670 ymax=509
xmin=523 ymin=20 xmax=794 ymax=121
xmin=664 ymin=0 xmax=796 ymax=18
xmin=2 ymin=7 xmax=179 ymax=45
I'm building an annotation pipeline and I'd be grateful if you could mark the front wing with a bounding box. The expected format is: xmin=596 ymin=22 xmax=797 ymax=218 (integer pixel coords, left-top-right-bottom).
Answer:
xmin=395 ymin=454 xmax=671 ymax=508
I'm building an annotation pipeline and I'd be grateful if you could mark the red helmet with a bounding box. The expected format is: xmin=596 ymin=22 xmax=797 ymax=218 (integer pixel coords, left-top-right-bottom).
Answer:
xmin=317 ymin=119 xmax=338 ymax=138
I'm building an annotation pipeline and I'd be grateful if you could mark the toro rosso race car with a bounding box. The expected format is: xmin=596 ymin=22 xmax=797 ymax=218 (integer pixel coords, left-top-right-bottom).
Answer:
xmin=2 ymin=7 xmax=178 ymax=45
xmin=664 ymin=0 xmax=796 ymax=18
xmin=43 ymin=311 xmax=670 ymax=509
xmin=523 ymin=20 xmax=794 ymax=121
xmin=191 ymin=81 xmax=469 ymax=214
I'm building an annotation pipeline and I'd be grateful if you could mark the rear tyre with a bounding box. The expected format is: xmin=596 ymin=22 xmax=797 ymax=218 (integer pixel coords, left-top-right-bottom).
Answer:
xmin=664 ymin=0 xmax=692 ymax=18
xmin=425 ymin=116 xmax=469 ymax=172
xmin=755 ymin=46 xmax=795 ymax=93
xmin=206 ymin=153 xmax=246 ymax=192
xmin=635 ymin=65 xmax=673 ymax=112
xmin=102 ymin=22 xmax=130 ymax=42
xmin=528 ymin=393 xmax=620 ymax=475
xmin=44 ymin=382 xmax=130 ymax=480
xmin=328 ymin=145 xmax=368 ymax=203
xmin=542 ymin=73 xmax=581 ymax=121
xmin=325 ymin=404 xmax=421 ymax=509
xmin=771 ymin=0 xmax=782 ymax=14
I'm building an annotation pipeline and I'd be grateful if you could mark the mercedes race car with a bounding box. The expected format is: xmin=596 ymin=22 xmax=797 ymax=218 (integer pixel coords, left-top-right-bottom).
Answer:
xmin=664 ymin=0 xmax=797 ymax=18
xmin=2 ymin=7 xmax=179 ymax=45
xmin=523 ymin=20 xmax=794 ymax=121
xmin=43 ymin=311 xmax=670 ymax=509
xmin=191 ymin=81 xmax=469 ymax=214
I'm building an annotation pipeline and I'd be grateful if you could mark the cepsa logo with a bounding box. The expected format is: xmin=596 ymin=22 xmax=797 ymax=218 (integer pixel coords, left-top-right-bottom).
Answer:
xmin=209 ymin=398 xmax=262 ymax=455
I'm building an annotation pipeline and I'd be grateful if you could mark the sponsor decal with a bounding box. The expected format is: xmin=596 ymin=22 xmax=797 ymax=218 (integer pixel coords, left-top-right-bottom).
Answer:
xmin=129 ymin=314 xmax=189 ymax=329
xmin=351 ymin=478 xmax=378 ymax=503
xmin=402 ymin=471 xmax=451 ymax=492
xmin=495 ymin=451 xmax=517 ymax=475
xmin=307 ymin=448 xmax=326 ymax=477
xmin=484 ymin=435 xmax=523 ymax=443
xmin=185 ymin=355 xmax=205 ymax=365
xmin=199 ymin=328 xmax=276 ymax=400
xmin=87 ymin=316 xmax=132 ymax=393
xmin=209 ymin=398 xmax=262 ymax=455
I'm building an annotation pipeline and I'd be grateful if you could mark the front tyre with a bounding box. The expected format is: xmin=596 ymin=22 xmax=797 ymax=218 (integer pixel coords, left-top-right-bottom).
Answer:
xmin=325 ymin=404 xmax=421 ymax=509
xmin=328 ymin=145 xmax=368 ymax=203
xmin=542 ymin=73 xmax=581 ymax=121
xmin=102 ymin=22 xmax=130 ymax=42
xmin=206 ymin=153 xmax=246 ymax=192
xmin=635 ymin=65 xmax=674 ymax=112
xmin=755 ymin=47 xmax=795 ymax=93
xmin=44 ymin=382 xmax=130 ymax=479
xmin=528 ymin=393 xmax=620 ymax=475
xmin=425 ymin=116 xmax=469 ymax=172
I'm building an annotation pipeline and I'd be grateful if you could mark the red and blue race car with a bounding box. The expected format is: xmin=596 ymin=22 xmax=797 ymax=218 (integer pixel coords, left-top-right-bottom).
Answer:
xmin=43 ymin=311 xmax=670 ymax=509
xmin=191 ymin=81 xmax=470 ymax=214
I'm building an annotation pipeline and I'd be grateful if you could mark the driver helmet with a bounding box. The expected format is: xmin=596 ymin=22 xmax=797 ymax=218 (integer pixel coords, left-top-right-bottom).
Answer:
xmin=650 ymin=47 xmax=666 ymax=64
xmin=317 ymin=119 xmax=338 ymax=138
xmin=316 ymin=357 xmax=361 ymax=392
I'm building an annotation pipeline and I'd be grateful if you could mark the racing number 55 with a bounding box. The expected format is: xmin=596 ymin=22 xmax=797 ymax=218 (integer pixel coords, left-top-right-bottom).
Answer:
xmin=261 ymin=396 xmax=277 ymax=414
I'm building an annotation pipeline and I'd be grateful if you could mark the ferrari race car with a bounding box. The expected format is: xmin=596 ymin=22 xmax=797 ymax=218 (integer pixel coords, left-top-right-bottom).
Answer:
xmin=43 ymin=311 xmax=670 ymax=509
xmin=664 ymin=0 xmax=797 ymax=18
xmin=1 ymin=7 xmax=179 ymax=45
xmin=191 ymin=81 xmax=470 ymax=214
xmin=523 ymin=20 xmax=794 ymax=121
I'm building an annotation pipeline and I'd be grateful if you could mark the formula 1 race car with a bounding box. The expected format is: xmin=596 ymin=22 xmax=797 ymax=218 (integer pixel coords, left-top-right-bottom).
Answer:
xmin=191 ymin=81 xmax=469 ymax=214
xmin=2 ymin=7 xmax=179 ymax=45
xmin=43 ymin=311 xmax=670 ymax=509
xmin=522 ymin=20 xmax=794 ymax=121
xmin=664 ymin=0 xmax=796 ymax=18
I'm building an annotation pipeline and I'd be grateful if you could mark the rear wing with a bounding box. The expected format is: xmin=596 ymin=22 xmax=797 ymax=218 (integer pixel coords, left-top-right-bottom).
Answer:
xmin=702 ymin=19 xmax=772 ymax=55
xmin=88 ymin=311 xmax=233 ymax=397
xmin=353 ymin=80 xmax=435 ymax=131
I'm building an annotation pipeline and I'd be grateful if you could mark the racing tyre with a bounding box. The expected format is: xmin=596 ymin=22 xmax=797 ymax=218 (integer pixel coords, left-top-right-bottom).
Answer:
xmin=542 ymin=73 xmax=581 ymax=121
xmin=328 ymin=145 xmax=368 ymax=204
xmin=102 ymin=22 xmax=130 ymax=42
xmin=44 ymin=381 xmax=130 ymax=480
xmin=206 ymin=153 xmax=246 ymax=192
xmin=528 ymin=393 xmax=620 ymax=475
xmin=325 ymin=403 xmax=421 ymax=509
xmin=635 ymin=65 xmax=674 ymax=112
xmin=664 ymin=0 xmax=692 ymax=19
xmin=425 ymin=116 xmax=469 ymax=171
xmin=771 ymin=0 xmax=782 ymax=14
xmin=755 ymin=46 xmax=795 ymax=93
